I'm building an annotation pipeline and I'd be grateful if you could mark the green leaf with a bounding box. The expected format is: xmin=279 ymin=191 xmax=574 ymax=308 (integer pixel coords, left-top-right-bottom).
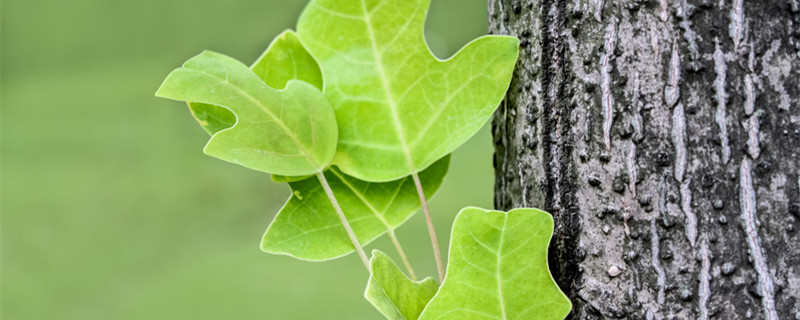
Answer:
xmin=251 ymin=30 xmax=323 ymax=91
xmin=419 ymin=207 xmax=572 ymax=320
xmin=365 ymin=250 xmax=439 ymax=320
xmin=184 ymin=30 xmax=324 ymax=137
xmin=156 ymin=50 xmax=336 ymax=176
xmin=183 ymin=31 xmax=324 ymax=182
xmin=261 ymin=155 xmax=449 ymax=260
xmin=297 ymin=0 xmax=519 ymax=181
xmin=182 ymin=30 xmax=324 ymax=162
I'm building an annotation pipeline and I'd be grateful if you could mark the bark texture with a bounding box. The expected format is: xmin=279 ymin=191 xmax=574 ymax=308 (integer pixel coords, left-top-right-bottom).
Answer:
xmin=489 ymin=0 xmax=800 ymax=319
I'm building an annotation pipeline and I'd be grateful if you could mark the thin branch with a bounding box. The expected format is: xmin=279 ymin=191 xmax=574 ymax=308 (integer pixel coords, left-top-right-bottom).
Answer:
xmin=412 ymin=172 xmax=445 ymax=281
xmin=316 ymin=172 xmax=370 ymax=270
xmin=387 ymin=230 xmax=418 ymax=280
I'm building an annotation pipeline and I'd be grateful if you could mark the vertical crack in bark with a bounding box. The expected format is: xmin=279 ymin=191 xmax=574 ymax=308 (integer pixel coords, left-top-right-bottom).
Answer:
xmin=627 ymin=144 xmax=637 ymax=199
xmin=699 ymin=239 xmax=711 ymax=320
xmin=650 ymin=214 xmax=667 ymax=304
xmin=672 ymin=103 xmax=687 ymax=183
xmin=673 ymin=100 xmax=696 ymax=245
xmin=601 ymin=18 xmax=617 ymax=151
xmin=680 ymin=179 xmax=697 ymax=247
xmin=631 ymin=72 xmax=643 ymax=142
xmin=713 ymin=40 xmax=731 ymax=164
xmin=730 ymin=0 xmax=745 ymax=49
xmin=590 ymin=0 xmax=603 ymax=22
xmin=744 ymin=74 xmax=755 ymax=116
xmin=743 ymin=115 xmax=761 ymax=160
xmin=740 ymin=159 xmax=779 ymax=320
xmin=664 ymin=43 xmax=681 ymax=108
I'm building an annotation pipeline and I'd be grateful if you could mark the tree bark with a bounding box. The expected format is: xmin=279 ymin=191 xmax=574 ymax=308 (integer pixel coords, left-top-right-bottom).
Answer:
xmin=489 ymin=0 xmax=800 ymax=319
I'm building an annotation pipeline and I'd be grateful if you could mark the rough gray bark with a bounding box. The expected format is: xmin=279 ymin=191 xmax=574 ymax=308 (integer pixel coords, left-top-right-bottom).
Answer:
xmin=489 ymin=0 xmax=800 ymax=319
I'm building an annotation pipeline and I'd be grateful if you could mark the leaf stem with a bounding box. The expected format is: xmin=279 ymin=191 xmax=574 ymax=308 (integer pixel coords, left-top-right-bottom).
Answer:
xmin=412 ymin=172 xmax=445 ymax=281
xmin=387 ymin=230 xmax=418 ymax=281
xmin=315 ymin=172 xmax=370 ymax=270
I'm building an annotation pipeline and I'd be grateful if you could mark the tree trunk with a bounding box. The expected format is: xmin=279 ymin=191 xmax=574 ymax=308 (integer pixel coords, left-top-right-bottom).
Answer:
xmin=489 ymin=0 xmax=800 ymax=319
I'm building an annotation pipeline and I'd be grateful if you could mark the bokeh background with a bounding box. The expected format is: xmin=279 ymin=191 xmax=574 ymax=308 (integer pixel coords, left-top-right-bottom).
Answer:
xmin=2 ymin=1 xmax=496 ymax=318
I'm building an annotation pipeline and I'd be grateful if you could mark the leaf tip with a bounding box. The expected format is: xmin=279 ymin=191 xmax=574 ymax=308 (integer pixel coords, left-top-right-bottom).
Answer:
xmin=154 ymin=70 xmax=179 ymax=99
xmin=276 ymin=29 xmax=298 ymax=39
xmin=154 ymin=83 xmax=167 ymax=98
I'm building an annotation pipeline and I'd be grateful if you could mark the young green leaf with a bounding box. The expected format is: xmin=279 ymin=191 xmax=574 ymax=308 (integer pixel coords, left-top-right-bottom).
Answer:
xmin=251 ymin=30 xmax=323 ymax=91
xmin=156 ymin=50 xmax=336 ymax=176
xmin=187 ymin=30 xmax=323 ymax=137
xmin=419 ymin=207 xmax=572 ymax=320
xmin=365 ymin=250 xmax=439 ymax=320
xmin=297 ymin=0 xmax=519 ymax=181
xmin=183 ymin=31 xmax=323 ymax=183
xmin=261 ymin=155 xmax=449 ymax=260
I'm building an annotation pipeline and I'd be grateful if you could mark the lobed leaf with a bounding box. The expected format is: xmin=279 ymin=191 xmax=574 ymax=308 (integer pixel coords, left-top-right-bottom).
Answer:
xmin=365 ymin=250 xmax=439 ymax=320
xmin=184 ymin=31 xmax=324 ymax=183
xmin=156 ymin=50 xmax=336 ymax=176
xmin=418 ymin=207 xmax=571 ymax=320
xmin=261 ymin=156 xmax=449 ymax=260
xmin=187 ymin=30 xmax=323 ymax=136
xmin=297 ymin=0 xmax=519 ymax=181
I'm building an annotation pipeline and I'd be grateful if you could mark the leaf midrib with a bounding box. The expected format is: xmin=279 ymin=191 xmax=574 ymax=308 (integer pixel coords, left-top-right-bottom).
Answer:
xmin=359 ymin=0 xmax=417 ymax=172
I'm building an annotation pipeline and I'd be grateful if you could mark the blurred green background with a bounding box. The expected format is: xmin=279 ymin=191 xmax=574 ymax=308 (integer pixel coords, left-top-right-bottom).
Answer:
xmin=1 ymin=1 xmax=495 ymax=319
